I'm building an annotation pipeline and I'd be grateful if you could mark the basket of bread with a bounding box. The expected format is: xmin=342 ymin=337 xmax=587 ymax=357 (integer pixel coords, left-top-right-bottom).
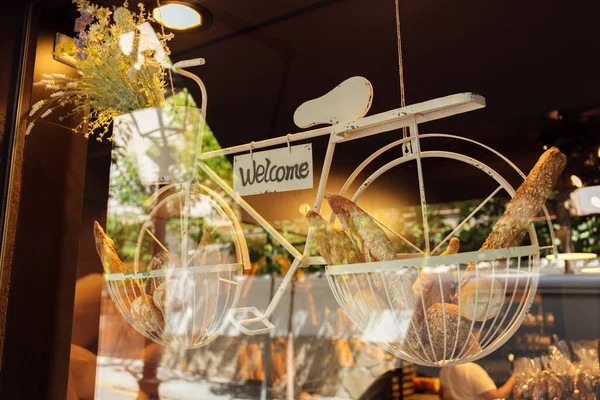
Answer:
xmin=308 ymin=147 xmax=566 ymax=366
xmin=95 ymin=220 xmax=244 ymax=348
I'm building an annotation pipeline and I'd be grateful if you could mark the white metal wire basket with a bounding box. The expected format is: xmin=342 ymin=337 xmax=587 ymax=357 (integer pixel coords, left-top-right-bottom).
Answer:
xmin=105 ymin=263 xmax=243 ymax=348
xmin=103 ymin=180 xmax=250 ymax=348
xmin=326 ymin=245 xmax=539 ymax=366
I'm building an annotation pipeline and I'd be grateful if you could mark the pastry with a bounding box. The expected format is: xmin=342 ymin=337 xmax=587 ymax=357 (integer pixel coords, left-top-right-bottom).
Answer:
xmin=458 ymin=275 xmax=505 ymax=321
xmin=456 ymin=148 xmax=566 ymax=320
xmin=442 ymin=237 xmax=460 ymax=256
xmin=325 ymin=193 xmax=396 ymax=262
xmin=130 ymin=294 xmax=164 ymax=332
xmin=93 ymin=221 xmax=127 ymax=273
xmin=426 ymin=303 xmax=470 ymax=361
xmin=152 ymin=279 xmax=190 ymax=311
xmin=306 ymin=210 xmax=362 ymax=265
xmin=145 ymin=251 xmax=168 ymax=295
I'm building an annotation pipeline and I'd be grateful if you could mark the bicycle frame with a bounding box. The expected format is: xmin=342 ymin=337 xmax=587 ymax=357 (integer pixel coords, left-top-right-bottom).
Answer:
xmin=184 ymin=72 xmax=486 ymax=334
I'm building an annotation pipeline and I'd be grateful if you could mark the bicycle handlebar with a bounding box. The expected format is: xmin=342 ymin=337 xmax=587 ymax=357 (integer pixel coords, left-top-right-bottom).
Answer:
xmin=173 ymin=58 xmax=206 ymax=71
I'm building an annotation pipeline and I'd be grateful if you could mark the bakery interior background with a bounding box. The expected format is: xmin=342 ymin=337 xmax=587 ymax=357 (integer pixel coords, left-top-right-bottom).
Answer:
xmin=5 ymin=0 xmax=600 ymax=214
xmin=0 ymin=0 xmax=600 ymax=399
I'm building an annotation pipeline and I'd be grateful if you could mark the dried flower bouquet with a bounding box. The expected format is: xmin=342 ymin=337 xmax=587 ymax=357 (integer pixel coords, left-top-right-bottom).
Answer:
xmin=27 ymin=0 xmax=174 ymax=140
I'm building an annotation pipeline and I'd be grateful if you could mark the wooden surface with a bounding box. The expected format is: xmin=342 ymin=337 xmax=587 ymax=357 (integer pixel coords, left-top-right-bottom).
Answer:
xmin=0 ymin=0 xmax=31 ymax=367
xmin=0 ymin=4 xmax=90 ymax=399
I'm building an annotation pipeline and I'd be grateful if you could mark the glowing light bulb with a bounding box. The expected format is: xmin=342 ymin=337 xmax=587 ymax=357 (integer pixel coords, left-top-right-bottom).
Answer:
xmin=570 ymin=175 xmax=583 ymax=188
xmin=299 ymin=203 xmax=311 ymax=216
xmin=153 ymin=3 xmax=202 ymax=30
xmin=591 ymin=196 xmax=600 ymax=209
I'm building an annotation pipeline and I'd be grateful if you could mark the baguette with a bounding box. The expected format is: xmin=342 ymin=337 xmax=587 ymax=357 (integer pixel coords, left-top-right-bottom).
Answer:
xmin=324 ymin=195 xmax=419 ymax=349
xmin=306 ymin=210 xmax=362 ymax=265
xmin=478 ymin=147 xmax=567 ymax=253
xmin=457 ymin=147 xmax=566 ymax=320
xmin=93 ymin=221 xmax=127 ymax=273
xmin=325 ymin=193 xmax=396 ymax=262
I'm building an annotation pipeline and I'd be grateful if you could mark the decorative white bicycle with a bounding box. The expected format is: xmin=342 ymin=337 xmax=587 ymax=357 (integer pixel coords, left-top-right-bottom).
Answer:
xmin=104 ymin=58 xmax=556 ymax=366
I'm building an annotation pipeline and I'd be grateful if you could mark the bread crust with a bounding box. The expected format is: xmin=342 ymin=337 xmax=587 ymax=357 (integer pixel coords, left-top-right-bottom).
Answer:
xmin=325 ymin=193 xmax=396 ymax=262
xmin=93 ymin=221 xmax=127 ymax=273
xmin=306 ymin=210 xmax=362 ymax=265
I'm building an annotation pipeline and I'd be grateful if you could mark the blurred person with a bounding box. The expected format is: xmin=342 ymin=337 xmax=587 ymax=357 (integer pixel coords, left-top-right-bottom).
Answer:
xmin=439 ymin=362 xmax=516 ymax=400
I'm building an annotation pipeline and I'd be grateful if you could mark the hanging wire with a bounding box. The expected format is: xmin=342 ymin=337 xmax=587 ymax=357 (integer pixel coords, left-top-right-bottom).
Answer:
xmin=394 ymin=0 xmax=408 ymax=139
xmin=155 ymin=0 xmax=177 ymax=98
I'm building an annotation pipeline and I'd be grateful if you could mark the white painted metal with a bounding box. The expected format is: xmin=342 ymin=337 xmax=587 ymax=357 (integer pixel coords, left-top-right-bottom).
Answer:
xmin=334 ymin=92 xmax=486 ymax=143
xmin=105 ymin=263 xmax=242 ymax=281
xmin=197 ymin=92 xmax=485 ymax=160
xmin=105 ymin=183 xmax=248 ymax=348
xmin=431 ymin=186 xmax=504 ymax=254
xmin=105 ymin=262 xmax=242 ymax=348
xmin=197 ymin=162 xmax=303 ymax=261
xmin=326 ymin=248 xmax=539 ymax=366
xmin=326 ymin=246 xmax=538 ymax=275
xmin=228 ymin=307 xmax=275 ymax=335
xmin=173 ymin=59 xmax=208 ymax=166
xmin=408 ymin=118 xmax=431 ymax=254
xmin=293 ymin=76 xmax=373 ymax=128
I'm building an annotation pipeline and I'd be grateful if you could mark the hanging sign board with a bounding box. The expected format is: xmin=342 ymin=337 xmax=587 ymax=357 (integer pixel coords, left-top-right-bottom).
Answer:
xmin=233 ymin=144 xmax=313 ymax=196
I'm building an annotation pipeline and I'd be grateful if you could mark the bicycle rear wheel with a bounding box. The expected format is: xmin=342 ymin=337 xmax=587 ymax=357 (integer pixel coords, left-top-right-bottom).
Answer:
xmin=106 ymin=183 xmax=250 ymax=348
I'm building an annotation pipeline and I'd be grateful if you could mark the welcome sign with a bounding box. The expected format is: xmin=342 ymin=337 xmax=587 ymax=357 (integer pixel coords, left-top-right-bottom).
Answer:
xmin=233 ymin=144 xmax=313 ymax=196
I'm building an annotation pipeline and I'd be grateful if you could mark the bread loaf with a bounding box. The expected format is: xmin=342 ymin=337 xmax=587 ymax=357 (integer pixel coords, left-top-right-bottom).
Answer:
xmin=478 ymin=147 xmax=567 ymax=253
xmin=426 ymin=303 xmax=470 ymax=361
xmin=325 ymin=193 xmax=396 ymax=262
xmin=131 ymin=294 xmax=164 ymax=332
xmin=456 ymin=148 xmax=566 ymax=321
xmin=406 ymin=238 xmax=460 ymax=354
xmin=306 ymin=210 xmax=362 ymax=265
xmin=458 ymin=275 xmax=505 ymax=321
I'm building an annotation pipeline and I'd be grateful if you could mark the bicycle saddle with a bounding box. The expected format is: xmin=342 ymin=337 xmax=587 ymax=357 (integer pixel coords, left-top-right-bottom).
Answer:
xmin=294 ymin=76 xmax=373 ymax=129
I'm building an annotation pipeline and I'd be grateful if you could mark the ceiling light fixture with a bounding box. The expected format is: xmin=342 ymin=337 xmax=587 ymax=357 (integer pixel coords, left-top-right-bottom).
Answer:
xmin=546 ymin=252 xmax=598 ymax=261
xmin=153 ymin=2 xmax=202 ymax=31
xmin=570 ymin=174 xmax=583 ymax=188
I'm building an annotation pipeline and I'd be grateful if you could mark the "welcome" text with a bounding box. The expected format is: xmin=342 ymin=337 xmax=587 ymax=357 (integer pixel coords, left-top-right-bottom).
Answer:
xmin=238 ymin=158 xmax=310 ymax=187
